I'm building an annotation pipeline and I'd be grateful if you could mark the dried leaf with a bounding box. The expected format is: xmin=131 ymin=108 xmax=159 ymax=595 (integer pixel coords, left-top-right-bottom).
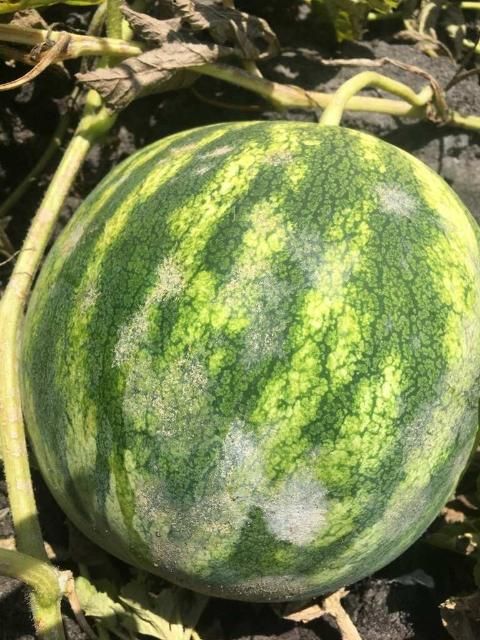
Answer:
xmin=388 ymin=569 xmax=435 ymax=589
xmin=312 ymin=0 xmax=398 ymax=42
xmin=441 ymin=592 xmax=480 ymax=640
xmin=175 ymin=0 xmax=210 ymax=30
xmin=77 ymin=41 xmax=229 ymax=110
xmin=278 ymin=589 xmax=362 ymax=640
xmin=0 ymin=32 xmax=69 ymax=92
xmin=9 ymin=8 xmax=48 ymax=29
xmin=121 ymin=6 xmax=182 ymax=45
xmin=456 ymin=495 xmax=479 ymax=511
xmin=185 ymin=1 xmax=279 ymax=58
xmin=401 ymin=0 xmax=447 ymax=56
xmin=0 ymin=537 xmax=15 ymax=550
xmin=442 ymin=505 xmax=467 ymax=524
xmin=119 ymin=579 xmax=173 ymax=640
xmin=123 ymin=2 xmax=279 ymax=60
xmin=282 ymin=603 xmax=326 ymax=623
xmin=428 ymin=522 xmax=480 ymax=556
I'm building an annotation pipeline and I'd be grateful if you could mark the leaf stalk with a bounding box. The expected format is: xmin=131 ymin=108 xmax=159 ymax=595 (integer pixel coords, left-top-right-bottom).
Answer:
xmin=0 ymin=25 xmax=479 ymax=130
xmin=0 ymin=88 xmax=115 ymax=640
xmin=318 ymin=70 xmax=432 ymax=126
xmin=0 ymin=548 xmax=65 ymax=640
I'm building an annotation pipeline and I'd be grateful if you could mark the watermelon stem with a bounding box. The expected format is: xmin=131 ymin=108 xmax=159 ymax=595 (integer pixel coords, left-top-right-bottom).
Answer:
xmin=195 ymin=63 xmax=480 ymax=130
xmin=105 ymin=0 xmax=122 ymax=39
xmin=0 ymin=86 xmax=115 ymax=640
xmin=0 ymin=548 xmax=64 ymax=639
xmin=0 ymin=23 xmax=144 ymax=59
xmin=0 ymin=23 xmax=480 ymax=129
xmin=318 ymin=70 xmax=433 ymax=126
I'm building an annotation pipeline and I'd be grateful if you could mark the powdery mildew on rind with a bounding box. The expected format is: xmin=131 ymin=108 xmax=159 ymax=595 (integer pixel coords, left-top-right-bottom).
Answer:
xmin=21 ymin=122 xmax=480 ymax=601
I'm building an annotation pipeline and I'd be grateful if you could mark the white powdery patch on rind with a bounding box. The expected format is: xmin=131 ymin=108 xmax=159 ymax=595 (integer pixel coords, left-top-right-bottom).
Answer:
xmin=242 ymin=274 xmax=289 ymax=367
xmin=79 ymin=281 xmax=99 ymax=312
xmin=125 ymin=416 xmax=330 ymax=580
xmin=203 ymin=145 xmax=234 ymax=159
xmin=257 ymin=472 xmax=328 ymax=545
xmin=122 ymin=354 xmax=209 ymax=439
xmin=113 ymin=257 xmax=184 ymax=366
xmin=266 ymin=150 xmax=294 ymax=166
xmin=289 ymin=227 xmax=329 ymax=286
xmin=193 ymin=419 xmax=329 ymax=549
xmin=376 ymin=184 xmax=417 ymax=218
xmin=219 ymin=204 xmax=291 ymax=367
xmin=194 ymin=164 xmax=215 ymax=176
xmin=219 ymin=419 xmax=259 ymax=481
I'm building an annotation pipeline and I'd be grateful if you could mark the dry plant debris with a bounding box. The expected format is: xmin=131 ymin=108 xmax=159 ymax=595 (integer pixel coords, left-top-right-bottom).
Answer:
xmin=77 ymin=0 xmax=279 ymax=110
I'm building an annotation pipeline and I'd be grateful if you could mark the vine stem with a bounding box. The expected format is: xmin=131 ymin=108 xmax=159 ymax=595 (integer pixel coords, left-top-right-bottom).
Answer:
xmin=0 ymin=90 xmax=115 ymax=640
xmin=0 ymin=0 xmax=101 ymax=14
xmin=319 ymin=71 xmax=432 ymax=126
xmin=196 ymin=63 xmax=426 ymax=116
xmin=193 ymin=64 xmax=480 ymax=130
xmin=0 ymin=548 xmax=65 ymax=639
xmin=106 ymin=0 xmax=123 ymax=39
xmin=0 ymin=24 xmax=143 ymax=59
xmin=0 ymin=26 xmax=480 ymax=130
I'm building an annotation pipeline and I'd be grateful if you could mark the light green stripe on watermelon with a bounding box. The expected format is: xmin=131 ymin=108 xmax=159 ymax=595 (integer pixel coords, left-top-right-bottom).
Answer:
xmin=21 ymin=121 xmax=480 ymax=601
xmin=55 ymin=123 xmax=304 ymax=562
xmin=58 ymin=125 xmax=248 ymax=561
xmin=115 ymin=128 xmax=312 ymax=561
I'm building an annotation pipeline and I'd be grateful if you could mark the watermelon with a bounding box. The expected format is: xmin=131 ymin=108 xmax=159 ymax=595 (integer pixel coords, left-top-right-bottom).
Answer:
xmin=21 ymin=121 xmax=480 ymax=602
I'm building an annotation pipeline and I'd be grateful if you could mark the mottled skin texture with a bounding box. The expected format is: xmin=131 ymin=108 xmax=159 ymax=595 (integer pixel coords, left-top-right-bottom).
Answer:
xmin=21 ymin=122 xmax=480 ymax=601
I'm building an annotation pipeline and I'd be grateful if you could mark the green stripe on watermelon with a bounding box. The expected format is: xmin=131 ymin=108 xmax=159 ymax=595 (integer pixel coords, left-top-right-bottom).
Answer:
xmin=21 ymin=121 xmax=480 ymax=601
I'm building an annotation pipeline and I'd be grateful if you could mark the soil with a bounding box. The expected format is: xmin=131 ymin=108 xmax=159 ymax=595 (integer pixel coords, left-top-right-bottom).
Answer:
xmin=1 ymin=2 xmax=480 ymax=639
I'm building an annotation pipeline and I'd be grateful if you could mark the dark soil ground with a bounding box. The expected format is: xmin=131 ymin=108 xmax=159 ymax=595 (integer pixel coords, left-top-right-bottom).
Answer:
xmin=1 ymin=2 xmax=480 ymax=639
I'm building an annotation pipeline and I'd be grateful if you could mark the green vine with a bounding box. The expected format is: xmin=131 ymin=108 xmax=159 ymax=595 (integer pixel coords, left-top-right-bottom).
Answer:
xmin=319 ymin=70 xmax=433 ymax=125
xmin=0 ymin=548 xmax=65 ymax=639
xmin=0 ymin=50 xmax=116 ymax=640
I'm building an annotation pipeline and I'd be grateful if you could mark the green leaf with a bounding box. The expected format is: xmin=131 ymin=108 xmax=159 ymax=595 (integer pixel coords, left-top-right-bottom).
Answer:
xmin=119 ymin=577 xmax=208 ymax=640
xmin=311 ymin=0 xmax=398 ymax=41
xmin=75 ymin=576 xmax=126 ymax=620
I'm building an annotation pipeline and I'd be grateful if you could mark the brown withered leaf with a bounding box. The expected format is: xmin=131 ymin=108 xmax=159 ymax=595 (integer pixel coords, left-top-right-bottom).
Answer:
xmin=121 ymin=6 xmax=182 ymax=45
xmin=441 ymin=592 xmax=480 ymax=640
xmin=79 ymin=1 xmax=279 ymax=110
xmin=174 ymin=0 xmax=210 ymax=30
xmin=123 ymin=1 xmax=279 ymax=60
xmin=277 ymin=589 xmax=362 ymax=640
xmin=0 ymin=537 xmax=15 ymax=550
xmin=9 ymin=8 xmax=48 ymax=30
xmin=442 ymin=505 xmax=467 ymax=524
xmin=282 ymin=603 xmax=325 ymax=624
xmin=77 ymin=41 xmax=230 ymax=110
xmin=182 ymin=0 xmax=279 ymax=58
